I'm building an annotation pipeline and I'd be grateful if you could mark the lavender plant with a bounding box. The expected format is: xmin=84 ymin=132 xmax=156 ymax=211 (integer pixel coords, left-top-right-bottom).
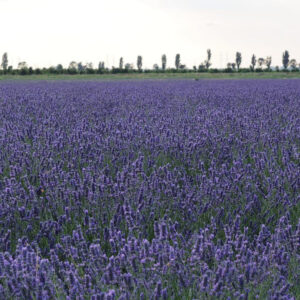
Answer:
xmin=0 ymin=79 xmax=299 ymax=299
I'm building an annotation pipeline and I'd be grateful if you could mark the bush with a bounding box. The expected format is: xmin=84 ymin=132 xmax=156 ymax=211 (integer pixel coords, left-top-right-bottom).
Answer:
xmin=208 ymin=68 xmax=220 ymax=73
xmin=48 ymin=67 xmax=58 ymax=74
xmin=86 ymin=68 xmax=95 ymax=74
xmin=19 ymin=68 xmax=28 ymax=75
xmin=224 ymin=68 xmax=233 ymax=73
xmin=67 ymin=68 xmax=78 ymax=75
xmin=238 ymin=68 xmax=251 ymax=73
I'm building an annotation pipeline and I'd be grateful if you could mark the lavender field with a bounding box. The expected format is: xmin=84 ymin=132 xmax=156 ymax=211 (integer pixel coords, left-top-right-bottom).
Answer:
xmin=0 ymin=79 xmax=299 ymax=299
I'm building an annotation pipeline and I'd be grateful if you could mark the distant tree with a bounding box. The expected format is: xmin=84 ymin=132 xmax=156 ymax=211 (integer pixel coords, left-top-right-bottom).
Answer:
xmin=175 ymin=54 xmax=180 ymax=70
xmin=125 ymin=63 xmax=133 ymax=70
xmin=56 ymin=64 xmax=63 ymax=73
xmin=77 ymin=62 xmax=85 ymax=73
xmin=198 ymin=63 xmax=206 ymax=71
xmin=119 ymin=57 xmax=123 ymax=69
xmin=179 ymin=64 xmax=186 ymax=70
xmin=18 ymin=62 xmax=28 ymax=75
xmin=161 ymin=54 xmax=167 ymax=70
xmin=68 ymin=61 xmax=77 ymax=74
xmin=69 ymin=61 xmax=77 ymax=69
xmin=250 ymin=54 xmax=256 ymax=71
xmin=1 ymin=53 xmax=8 ymax=72
xmin=235 ymin=52 xmax=242 ymax=71
xmin=48 ymin=66 xmax=57 ymax=74
xmin=18 ymin=61 xmax=28 ymax=69
xmin=85 ymin=62 xmax=94 ymax=74
xmin=265 ymin=57 xmax=272 ymax=71
xmin=153 ymin=64 xmax=159 ymax=71
xmin=137 ymin=55 xmax=143 ymax=71
xmin=205 ymin=49 xmax=212 ymax=70
xmin=258 ymin=58 xmax=265 ymax=68
xmin=289 ymin=59 xmax=297 ymax=70
xmin=86 ymin=62 xmax=93 ymax=69
xmin=225 ymin=63 xmax=236 ymax=72
xmin=35 ymin=68 xmax=42 ymax=75
xmin=98 ymin=62 xmax=105 ymax=70
xmin=282 ymin=50 xmax=289 ymax=69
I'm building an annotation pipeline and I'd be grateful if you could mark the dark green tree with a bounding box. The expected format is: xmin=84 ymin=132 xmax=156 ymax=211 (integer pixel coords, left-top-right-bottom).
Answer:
xmin=235 ymin=52 xmax=242 ymax=71
xmin=1 ymin=53 xmax=8 ymax=72
xmin=153 ymin=64 xmax=159 ymax=71
xmin=77 ymin=62 xmax=85 ymax=73
xmin=289 ymin=59 xmax=297 ymax=70
xmin=265 ymin=57 xmax=272 ymax=71
xmin=86 ymin=63 xmax=94 ymax=74
xmin=258 ymin=58 xmax=265 ymax=68
xmin=198 ymin=63 xmax=206 ymax=71
xmin=125 ymin=63 xmax=133 ymax=70
xmin=98 ymin=62 xmax=105 ymax=70
xmin=119 ymin=57 xmax=123 ymax=69
xmin=68 ymin=61 xmax=78 ymax=74
xmin=161 ymin=54 xmax=167 ymax=70
xmin=205 ymin=49 xmax=212 ymax=70
xmin=282 ymin=50 xmax=289 ymax=69
xmin=18 ymin=61 xmax=28 ymax=75
xmin=18 ymin=61 xmax=28 ymax=69
xmin=137 ymin=55 xmax=143 ymax=71
xmin=56 ymin=64 xmax=63 ymax=73
xmin=175 ymin=54 xmax=180 ymax=70
xmin=250 ymin=54 xmax=256 ymax=71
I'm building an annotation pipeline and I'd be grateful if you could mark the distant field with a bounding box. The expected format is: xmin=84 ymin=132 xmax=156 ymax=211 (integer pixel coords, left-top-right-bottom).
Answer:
xmin=1 ymin=72 xmax=300 ymax=81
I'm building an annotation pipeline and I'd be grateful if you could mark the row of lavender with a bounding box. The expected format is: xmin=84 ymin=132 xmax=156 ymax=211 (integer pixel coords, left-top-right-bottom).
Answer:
xmin=0 ymin=80 xmax=299 ymax=299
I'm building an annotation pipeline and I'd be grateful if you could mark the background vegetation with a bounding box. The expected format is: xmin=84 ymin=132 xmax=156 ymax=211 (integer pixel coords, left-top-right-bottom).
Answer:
xmin=1 ymin=50 xmax=299 ymax=77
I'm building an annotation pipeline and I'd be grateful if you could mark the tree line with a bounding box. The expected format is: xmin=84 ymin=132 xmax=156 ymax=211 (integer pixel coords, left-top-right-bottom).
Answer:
xmin=0 ymin=50 xmax=299 ymax=75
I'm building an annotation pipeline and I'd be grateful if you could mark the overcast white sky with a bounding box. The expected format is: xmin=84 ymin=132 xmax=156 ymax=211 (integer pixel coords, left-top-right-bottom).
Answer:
xmin=0 ymin=0 xmax=299 ymax=69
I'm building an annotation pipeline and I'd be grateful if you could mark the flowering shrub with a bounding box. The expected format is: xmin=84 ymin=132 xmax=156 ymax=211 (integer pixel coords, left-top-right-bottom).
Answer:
xmin=0 ymin=79 xmax=299 ymax=299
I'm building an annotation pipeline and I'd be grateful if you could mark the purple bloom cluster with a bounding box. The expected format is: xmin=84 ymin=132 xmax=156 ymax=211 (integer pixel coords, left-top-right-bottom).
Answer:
xmin=0 ymin=79 xmax=299 ymax=299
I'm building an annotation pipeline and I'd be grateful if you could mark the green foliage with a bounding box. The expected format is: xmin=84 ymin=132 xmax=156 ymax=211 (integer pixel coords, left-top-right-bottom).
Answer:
xmin=282 ymin=50 xmax=290 ymax=69
xmin=205 ymin=49 xmax=212 ymax=70
xmin=137 ymin=55 xmax=143 ymax=72
xmin=175 ymin=54 xmax=181 ymax=70
xmin=162 ymin=54 xmax=167 ymax=70
xmin=236 ymin=52 xmax=242 ymax=71
xmin=1 ymin=52 xmax=8 ymax=72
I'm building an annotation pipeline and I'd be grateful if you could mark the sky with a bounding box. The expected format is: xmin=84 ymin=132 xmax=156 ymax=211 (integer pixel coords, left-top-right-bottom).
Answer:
xmin=0 ymin=0 xmax=299 ymax=69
